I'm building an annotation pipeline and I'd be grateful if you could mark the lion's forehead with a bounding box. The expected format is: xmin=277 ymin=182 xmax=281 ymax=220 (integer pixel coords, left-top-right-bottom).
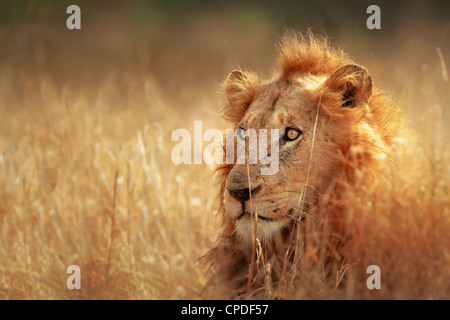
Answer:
xmin=245 ymin=109 xmax=290 ymax=129
xmin=242 ymin=80 xmax=315 ymax=129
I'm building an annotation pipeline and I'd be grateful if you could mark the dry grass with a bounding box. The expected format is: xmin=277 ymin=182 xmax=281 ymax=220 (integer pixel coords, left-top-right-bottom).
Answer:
xmin=284 ymin=142 xmax=450 ymax=300
xmin=0 ymin=4 xmax=449 ymax=299
xmin=0 ymin=74 xmax=219 ymax=299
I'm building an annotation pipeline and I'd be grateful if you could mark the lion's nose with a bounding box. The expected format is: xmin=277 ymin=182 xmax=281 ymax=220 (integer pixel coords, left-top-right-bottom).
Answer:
xmin=227 ymin=184 xmax=261 ymax=202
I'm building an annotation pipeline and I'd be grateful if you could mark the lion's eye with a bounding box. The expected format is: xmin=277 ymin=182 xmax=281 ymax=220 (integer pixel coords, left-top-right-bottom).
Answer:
xmin=285 ymin=128 xmax=302 ymax=141
xmin=237 ymin=128 xmax=246 ymax=141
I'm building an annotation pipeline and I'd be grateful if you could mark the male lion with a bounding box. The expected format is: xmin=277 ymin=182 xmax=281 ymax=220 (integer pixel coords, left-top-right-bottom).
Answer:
xmin=202 ymin=31 xmax=410 ymax=298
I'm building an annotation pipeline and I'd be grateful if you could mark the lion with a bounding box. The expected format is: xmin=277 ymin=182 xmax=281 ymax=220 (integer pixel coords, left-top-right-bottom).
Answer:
xmin=201 ymin=31 xmax=411 ymax=298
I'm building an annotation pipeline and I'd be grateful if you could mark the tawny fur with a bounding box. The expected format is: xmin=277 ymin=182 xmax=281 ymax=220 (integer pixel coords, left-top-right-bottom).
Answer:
xmin=201 ymin=31 xmax=411 ymax=298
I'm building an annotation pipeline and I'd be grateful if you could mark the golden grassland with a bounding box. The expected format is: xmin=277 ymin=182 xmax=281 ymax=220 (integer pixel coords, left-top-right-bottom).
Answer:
xmin=0 ymin=10 xmax=449 ymax=299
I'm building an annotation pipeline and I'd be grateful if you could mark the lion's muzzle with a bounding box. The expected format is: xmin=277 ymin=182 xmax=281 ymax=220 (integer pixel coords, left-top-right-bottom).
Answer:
xmin=225 ymin=164 xmax=262 ymax=203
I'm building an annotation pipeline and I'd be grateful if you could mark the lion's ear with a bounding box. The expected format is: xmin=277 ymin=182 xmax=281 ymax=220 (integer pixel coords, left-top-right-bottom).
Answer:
xmin=222 ymin=69 xmax=260 ymax=122
xmin=325 ymin=64 xmax=372 ymax=108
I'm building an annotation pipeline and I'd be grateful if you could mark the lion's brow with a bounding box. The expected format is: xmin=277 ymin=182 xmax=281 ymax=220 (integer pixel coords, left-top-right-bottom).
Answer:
xmin=270 ymin=93 xmax=280 ymax=111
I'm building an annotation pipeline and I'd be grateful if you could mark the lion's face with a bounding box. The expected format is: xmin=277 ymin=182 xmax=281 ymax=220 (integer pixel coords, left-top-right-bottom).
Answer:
xmin=204 ymin=33 xmax=402 ymax=294
xmin=222 ymin=66 xmax=372 ymax=245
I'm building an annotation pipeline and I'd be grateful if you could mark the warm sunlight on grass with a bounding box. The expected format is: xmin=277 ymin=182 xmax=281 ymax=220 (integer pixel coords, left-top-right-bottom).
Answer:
xmin=0 ymin=1 xmax=449 ymax=299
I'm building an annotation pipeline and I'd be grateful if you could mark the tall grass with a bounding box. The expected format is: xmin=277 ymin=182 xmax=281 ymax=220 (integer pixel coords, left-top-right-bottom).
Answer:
xmin=0 ymin=4 xmax=449 ymax=299
xmin=0 ymin=73 xmax=222 ymax=299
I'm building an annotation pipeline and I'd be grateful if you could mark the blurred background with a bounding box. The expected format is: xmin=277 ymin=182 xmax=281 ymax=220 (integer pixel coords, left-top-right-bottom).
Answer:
xmin=0 ymin=0 xmax=448 ymax=299
xmin=1 ymin=0 xmax=449 ymax=113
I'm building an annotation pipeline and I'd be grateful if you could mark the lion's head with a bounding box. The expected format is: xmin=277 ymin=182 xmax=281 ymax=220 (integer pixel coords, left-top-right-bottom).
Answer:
xmin=202 ymin=31 xmax=407 ymax=296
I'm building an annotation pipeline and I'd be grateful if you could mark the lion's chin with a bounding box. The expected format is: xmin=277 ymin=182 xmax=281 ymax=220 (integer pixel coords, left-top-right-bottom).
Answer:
xmin=235 ymin=216 xmax=289 ymax=246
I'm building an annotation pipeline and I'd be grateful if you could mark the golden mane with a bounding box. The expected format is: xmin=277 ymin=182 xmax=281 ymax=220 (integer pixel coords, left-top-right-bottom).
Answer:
xmin=202 ymin=31 xmax=411 ymax=297
xmin=278 ymin=31 xmax=407 ymax=147
xmin=277 ymin=31 xmax=350 ymax=77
